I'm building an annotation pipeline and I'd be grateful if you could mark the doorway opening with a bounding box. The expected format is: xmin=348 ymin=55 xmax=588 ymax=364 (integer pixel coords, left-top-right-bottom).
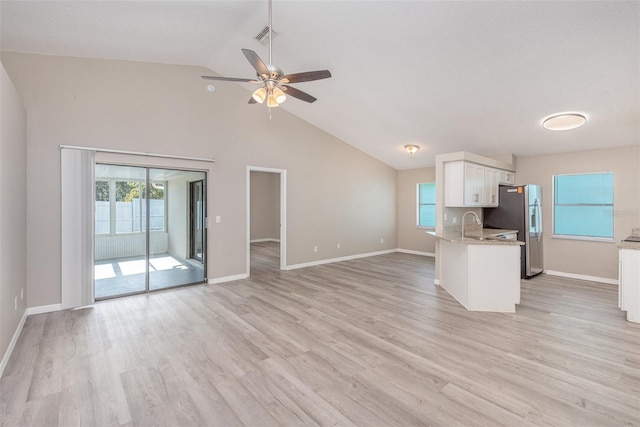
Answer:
xmin=247 ymin=167 xmax=287 ymax=276
xmin=94 ymin=164 xmax=207 ymax=300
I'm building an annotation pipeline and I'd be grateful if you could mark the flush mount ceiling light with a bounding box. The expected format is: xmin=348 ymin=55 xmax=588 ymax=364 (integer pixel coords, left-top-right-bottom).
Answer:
xmin=542 ymin=113 xmax=587 ymax=131
xmin=405 ymin=144 xmax=420 ymax=154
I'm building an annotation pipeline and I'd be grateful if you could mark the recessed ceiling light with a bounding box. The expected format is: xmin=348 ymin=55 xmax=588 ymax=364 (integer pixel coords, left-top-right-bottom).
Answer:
xmin=542 ymin=113 xmax=587 ymax=131
xmin=404 ymin=144 xmax=420 ymax=154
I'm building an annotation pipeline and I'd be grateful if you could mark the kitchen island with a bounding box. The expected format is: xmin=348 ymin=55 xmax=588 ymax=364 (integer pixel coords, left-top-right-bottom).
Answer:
xmin=430 ymin=229 xmax=524 ymax=313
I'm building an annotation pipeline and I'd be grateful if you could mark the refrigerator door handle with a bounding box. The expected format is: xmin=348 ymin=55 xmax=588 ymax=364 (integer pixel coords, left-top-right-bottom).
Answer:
xmin=535 ymin=199 xmax=542 ymax=241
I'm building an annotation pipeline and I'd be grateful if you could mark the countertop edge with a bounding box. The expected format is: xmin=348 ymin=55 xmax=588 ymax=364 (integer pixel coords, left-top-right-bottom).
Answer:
xmin=427 ymin=231 xmax=524 ymax=246
xmin=618 ymin=242 xmax=640 ymax=250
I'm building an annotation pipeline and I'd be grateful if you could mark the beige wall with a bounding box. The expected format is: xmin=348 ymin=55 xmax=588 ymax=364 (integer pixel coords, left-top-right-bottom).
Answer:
xmin=397 ymin=167 xmax=437 ymax=254
xmin=250 ymin=171 xmax=280 ymax=241
xmin=1 ymin=52 xmax=397 ymax=307
xmin=0 ymin=63 xmax=28 ymax=364
xmin=516 ymin=146 xmax=640 ymax=280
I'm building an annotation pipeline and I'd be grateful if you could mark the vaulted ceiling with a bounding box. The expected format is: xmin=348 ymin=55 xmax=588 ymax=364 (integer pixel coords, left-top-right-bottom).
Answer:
xmin=1 ymin=1 xmax=638 ymax=169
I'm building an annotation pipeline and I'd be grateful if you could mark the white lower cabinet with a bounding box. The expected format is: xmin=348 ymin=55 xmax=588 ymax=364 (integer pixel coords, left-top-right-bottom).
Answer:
xmin=619 ymin=248 xmax=640 ymax=323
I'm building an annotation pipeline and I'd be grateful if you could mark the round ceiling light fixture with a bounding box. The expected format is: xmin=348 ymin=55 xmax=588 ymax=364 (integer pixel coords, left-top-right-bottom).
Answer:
xmin=404 ymin=144 xmax=420 ymax=154
xmin=542 ymin=113 xmax=587 ymax=131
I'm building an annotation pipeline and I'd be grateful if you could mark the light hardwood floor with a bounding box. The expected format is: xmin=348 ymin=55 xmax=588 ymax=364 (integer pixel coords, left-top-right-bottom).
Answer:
xmin=2 ymin=241 xmax=639 ymax=426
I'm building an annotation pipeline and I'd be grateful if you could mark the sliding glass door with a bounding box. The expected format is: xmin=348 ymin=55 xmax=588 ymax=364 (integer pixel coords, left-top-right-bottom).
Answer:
xmin=94 ymin=164 xmax=206 ymax=299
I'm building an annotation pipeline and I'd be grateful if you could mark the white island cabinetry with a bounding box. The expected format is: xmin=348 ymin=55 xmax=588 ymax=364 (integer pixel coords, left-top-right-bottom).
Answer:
xmin=619 ymin=247 xmax=640 ymax=323
xmin=439 ymin=239 xmax=521 ymax=312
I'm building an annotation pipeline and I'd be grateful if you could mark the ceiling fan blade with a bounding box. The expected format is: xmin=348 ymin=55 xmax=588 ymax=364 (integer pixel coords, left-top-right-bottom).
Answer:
xmin=282 ymin=70 xmax=331 ymax=84
xmin=248 ymin=96 xmax=257 ymax=104
xmin=282 ymin=85 xmax=317 ymax=103
xmin=201 ymin=76 xmax=259 ymax=83
xmin=242 ymin=49 xmax=270 ymax=77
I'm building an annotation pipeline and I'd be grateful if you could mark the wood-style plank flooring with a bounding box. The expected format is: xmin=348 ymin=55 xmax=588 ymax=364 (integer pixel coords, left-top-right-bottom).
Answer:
xmin=2 ymin=241 xmax=639 ymax=426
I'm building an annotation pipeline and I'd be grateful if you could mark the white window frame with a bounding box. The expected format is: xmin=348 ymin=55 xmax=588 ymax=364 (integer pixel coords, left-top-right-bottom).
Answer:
xmin=551 ymin=171 xmax=614 ymax=243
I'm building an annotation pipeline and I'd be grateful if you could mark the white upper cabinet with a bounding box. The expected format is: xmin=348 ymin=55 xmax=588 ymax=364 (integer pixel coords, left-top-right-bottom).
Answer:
xmin=445 ymin=161 xmax=484 ymax=207
xmin=445 ymin=161 xmax=514 ymax=207
xmin=498 ymin=169 xmax=515 ymax=185
xmin=484 ymin=167 xmax=499 ymax=207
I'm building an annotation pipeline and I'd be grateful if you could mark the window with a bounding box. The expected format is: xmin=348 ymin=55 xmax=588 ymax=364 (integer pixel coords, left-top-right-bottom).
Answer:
xmin=417 ymin=182 xmax=436 ymax=228
xmin=553 ymin=172 xmax=613 ymax=240
xmin=95 ymin=179 xmax=166 ymax=234
xmin=95 ymin=181 xmax=110 ymax=234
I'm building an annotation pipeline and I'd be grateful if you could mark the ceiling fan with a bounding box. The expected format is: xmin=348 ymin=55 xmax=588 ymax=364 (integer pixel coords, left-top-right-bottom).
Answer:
xmin=201 ymin=0 xmax=331 ymax=108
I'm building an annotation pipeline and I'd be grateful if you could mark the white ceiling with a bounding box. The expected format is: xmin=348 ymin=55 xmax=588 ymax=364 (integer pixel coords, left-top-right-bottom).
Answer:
xmin=2 ymin=1 xmax=638 ymax=169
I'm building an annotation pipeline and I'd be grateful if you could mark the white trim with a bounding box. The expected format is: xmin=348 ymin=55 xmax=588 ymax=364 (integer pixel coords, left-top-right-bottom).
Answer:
xmin=285 ymin=249 xmax=396 ymax=271
xmin=0 ymin=310 xmax=27 ymax=379
xmin=208 ymin=274 xmax=249 ymax=285
xmin=250 ymin=238 xmax=281 ymax=243
xmin=26 ymin=303 xmax=63 ymax=315
xmin=544 ymin=270 xmax=618 ymax=285
xmin=247 ymin=166 xmax=287 ymax=275
xmin=61 ymin=145 xmax=215 ymax=163
xmin=551 ymin=235 xmax=614 ymax=243
xmin=396 ymin=249 xmax=435 ymax=257
xmin=434 ymin=279 xmax=441 ymax=286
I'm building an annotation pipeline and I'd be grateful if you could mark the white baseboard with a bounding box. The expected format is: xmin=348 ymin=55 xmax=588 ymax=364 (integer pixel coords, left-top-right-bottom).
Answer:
xmin=26 ymin=303 xmax=63 ymax=315
xmin=396 ymin=249 xmax=435 ymax=257
xmin=208 ymin=273 xmax=249 ymax=285
xmin=0 ymin=310 xmax=27 ymax=379
xmin=434 ymin=279 xmax=440 ymax=286
xmin=285 ymin=249 xmax=397 ymax=271
xmin=544 ymin=270 xmax=618 ymax=285
xmin=250 ymin=238 xmax=281 ymax=243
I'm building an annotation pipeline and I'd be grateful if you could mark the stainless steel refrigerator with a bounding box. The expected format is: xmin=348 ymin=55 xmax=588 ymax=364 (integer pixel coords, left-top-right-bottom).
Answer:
xmin=483 ymin=184 xmax=544 ymax=278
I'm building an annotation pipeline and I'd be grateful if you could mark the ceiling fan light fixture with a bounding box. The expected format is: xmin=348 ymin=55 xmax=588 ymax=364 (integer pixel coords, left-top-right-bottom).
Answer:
xmin=272 ymin=87 xmax=287 ymax=104
xmin=404 ymin=144 xmax=420 ymax=154
xmin=252 ymin=87 xmax=267 ymax=104
xmin=266 ymin=91 xmax=279 ymax=108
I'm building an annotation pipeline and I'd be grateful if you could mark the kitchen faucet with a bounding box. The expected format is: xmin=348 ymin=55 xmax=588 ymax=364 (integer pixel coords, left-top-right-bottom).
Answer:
xmin=461 ymin=211 xmax=482 ymax=239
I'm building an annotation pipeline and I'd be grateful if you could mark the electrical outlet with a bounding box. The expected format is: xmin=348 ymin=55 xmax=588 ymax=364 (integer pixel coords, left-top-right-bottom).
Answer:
xmin=215 ymin=216 xmax=221 ymax=223
xmin=444 ymin=212 xmax=448 ymax=221
xmin=380 ymin=238 xmax=384 ymax=243
xmin=314 ymin=246 xmax=318 ymax=253
xmin=14 ymin=296 xmax=17 ymax=311
xmin=453 ymin=217 xmax=457 ymax=224
xmin=337 ymin=243 xmax=341 ymax=249
xmin=21 ymin=288 xmax=24 ymax=300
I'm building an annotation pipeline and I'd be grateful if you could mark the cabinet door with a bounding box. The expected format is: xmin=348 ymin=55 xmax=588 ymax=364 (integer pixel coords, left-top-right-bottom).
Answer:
xmin=498 ymin=170 xmax=515 ymax=185
xmin=444 ymin=161 xmax=465 ymax=207
xmin=464 ymin=163 xmax=485 ymax=206
xmin=484 ymin=168 xmax=499 ymax=207
xmin=620 ymin=249 xmax=640 ymax=322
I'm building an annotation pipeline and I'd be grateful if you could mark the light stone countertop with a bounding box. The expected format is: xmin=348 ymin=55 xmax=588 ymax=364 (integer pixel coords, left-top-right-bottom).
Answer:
xmin=618 ymin=241 xmax=640 ymax=250
xmin=427 ymin=229 xmax=524 ymax=246
xmin=618 ymin=228 xmax=640 ymax=250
